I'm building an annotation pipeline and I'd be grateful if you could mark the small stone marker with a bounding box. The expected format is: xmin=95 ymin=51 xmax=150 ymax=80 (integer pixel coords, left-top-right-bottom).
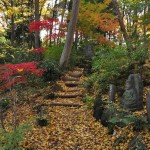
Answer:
xmin=109 ymin=84 xmax=117 ymax=102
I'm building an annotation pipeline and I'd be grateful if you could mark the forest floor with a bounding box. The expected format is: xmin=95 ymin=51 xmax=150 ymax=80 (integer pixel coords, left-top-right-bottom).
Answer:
xmin=3 ymin=67 xmax=150 ymax=150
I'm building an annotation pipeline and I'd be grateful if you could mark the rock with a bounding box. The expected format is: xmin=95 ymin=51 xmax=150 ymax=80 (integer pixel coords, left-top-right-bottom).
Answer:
xmin=121 ymin=74 xmax=143 ymax=111
xmin=109 ymin=84 xmax=117 ymax=102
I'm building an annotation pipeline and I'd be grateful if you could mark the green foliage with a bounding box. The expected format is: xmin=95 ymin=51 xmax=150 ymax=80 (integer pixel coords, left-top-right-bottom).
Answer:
xmin=83 ymin=73 xmax=97 ymax=93
xmin=128 ymin=136 xmax=148 ymax=150
xmin=132 ymin=116 xmax=148 ymax=131
xmin=0 ymin=123 xmax=31 ymax=150
xmin=69 ymin=48 xmax=85 ymax=67
xmin=93 ymin=96 xmax=106 ymax=121
xmin=89 ymin=45 xmax=129 ymax=93
xmin=44 ymin=45 xmax=63 ymax=62
xmin=130 ymin=43 xmax=149 ymax=64
xmin=101 ymin=104 xmax=117 ymax=126
xmin=109 ymin=114 xmax=136 ymax=128
xmin=0 ymin=99 xmax=10 ymax=111
xmin=109 ymin=112 xmax=148 ymax=131
xmin=40 ymin=60 xmax=61 ymax=82
xmin=84 ymin=95 xmax=93 ymax=109
xmin=113 ymin=134 xmax=128 ymax=147
xmin=0 ymin=37 xmax=13 ymax=63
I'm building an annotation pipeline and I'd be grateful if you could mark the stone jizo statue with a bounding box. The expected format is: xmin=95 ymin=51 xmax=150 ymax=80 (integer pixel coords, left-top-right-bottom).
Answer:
xmin=121 ymin=74 xmax=143 ymax=111
xmin=121 ymin=80 xmax=138 ymax=111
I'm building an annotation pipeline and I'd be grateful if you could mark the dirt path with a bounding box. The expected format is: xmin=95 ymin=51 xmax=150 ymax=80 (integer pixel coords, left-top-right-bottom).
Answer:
xmin=22 ymin=67 xmax=115 ymax=150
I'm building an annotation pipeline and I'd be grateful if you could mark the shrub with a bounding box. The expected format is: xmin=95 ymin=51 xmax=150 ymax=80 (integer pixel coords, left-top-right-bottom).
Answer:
xmin=84 ymin=95 xmax=93 ymax=109
xmin=0 ymin=37 xmax=13 ymax=63
xmin=128 ymin=136 xmax=148 ymax=150
xmin=0 ymin=99 xmax=10 ymax=111
xmin=0 ymin=123 xmax=30 ymax=150
xmin=40 ymin=60 xmax=61 ymax=82
xmin=44 ymin=45 xmax=63 ymax=62
xmin=90 ymin=45 xmax=129 ymax=93
xmin=132 ymin=116 xmax=148 ymax=132
xmin=93 ymin=96 xmax=106 ymax=121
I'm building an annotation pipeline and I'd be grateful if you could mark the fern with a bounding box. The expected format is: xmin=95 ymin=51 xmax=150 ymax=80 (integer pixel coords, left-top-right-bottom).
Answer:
xmin=0 ymin=123 xmax=30 ymax=150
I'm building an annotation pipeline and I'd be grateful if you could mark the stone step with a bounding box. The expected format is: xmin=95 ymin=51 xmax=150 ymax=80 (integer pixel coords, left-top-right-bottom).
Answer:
xmin=62 ymin=88 xmax=81 ymax=92
xmin=61 ymin=76 xmax=79 ymax=81
xmin=50 ymin=103 xmax=81 ymax=108
xmin=74 ymin=67 xmax=84 ymax=72
xmin=68 ymin=71 xmax=83 ymax=78
xmin=42 ymin=103 xmax=81 ymax=108
xmin=56 ymin=92 xmax=81 ymax=98
xmin=65 ymin=81 xmax=80 ymax=87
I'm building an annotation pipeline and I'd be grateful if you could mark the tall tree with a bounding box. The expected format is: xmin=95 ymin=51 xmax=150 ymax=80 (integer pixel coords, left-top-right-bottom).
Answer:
xmin=59 ymin=0 xmax=81 ymax=67
xmin=112 ymin=0 xmax=133 ymax=54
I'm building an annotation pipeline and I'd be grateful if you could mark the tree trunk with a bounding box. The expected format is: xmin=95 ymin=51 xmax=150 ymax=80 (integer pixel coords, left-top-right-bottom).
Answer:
xmin=35 ymin=0 xmax=40 ymax=48
xmin=112 ymin=0 xmax=132 ymax=54
xmin=11 ymin=0 xmax=15 ymax=46
xmin=59 ymin=0 xmax=80 ymax=67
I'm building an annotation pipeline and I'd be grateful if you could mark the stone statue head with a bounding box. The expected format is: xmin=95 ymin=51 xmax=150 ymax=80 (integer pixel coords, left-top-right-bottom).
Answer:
xmin=125 ymin=80 xmax=133 ymax=90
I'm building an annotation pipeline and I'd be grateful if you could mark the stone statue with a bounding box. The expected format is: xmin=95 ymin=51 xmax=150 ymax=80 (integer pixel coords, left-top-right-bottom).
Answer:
xmin=121 ymin=74 xmax=143 ymax=111
xmin=121 ymin=80 xmax=138 ymax=111
xmin=128 ymin=74 xmax=143 ymax=110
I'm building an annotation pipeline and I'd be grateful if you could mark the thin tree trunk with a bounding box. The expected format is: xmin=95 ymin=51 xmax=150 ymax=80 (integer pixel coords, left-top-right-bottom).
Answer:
xmin=11 ymin=0 xmax=15 ymax=46
xmin=35 ymin=0 xmax=40 ymax=48
xmin=57 ymin=0 xmax=67 ymax=45
xmin=112 ymin=0 xmax=132 ymax=54
xmin=59 ymin=0 xmax=80 ymax=67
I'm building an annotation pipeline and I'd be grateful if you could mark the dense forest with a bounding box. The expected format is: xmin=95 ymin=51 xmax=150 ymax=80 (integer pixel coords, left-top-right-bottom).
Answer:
xmin=0 ymin=0 xmax=150 ymax=149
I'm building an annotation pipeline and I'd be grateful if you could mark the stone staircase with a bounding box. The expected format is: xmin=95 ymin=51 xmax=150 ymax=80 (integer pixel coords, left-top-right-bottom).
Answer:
xmin=44 ymin=67 xmax=85 ymax=107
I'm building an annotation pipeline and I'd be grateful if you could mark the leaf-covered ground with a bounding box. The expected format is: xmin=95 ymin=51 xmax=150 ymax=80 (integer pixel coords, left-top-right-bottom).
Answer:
xmin=2 ymin=67 xmax=150 ymax=149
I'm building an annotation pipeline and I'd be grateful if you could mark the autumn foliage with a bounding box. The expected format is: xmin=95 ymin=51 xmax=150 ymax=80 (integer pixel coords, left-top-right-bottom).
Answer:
xmin=28 ymin=18 xmax=59 ymax=32
xmin=28 ymin=18 xmax=66 ymax=44
xmin=0 ymin=62 xmax=44 ymax=90
xmin=29 ymin=47 xmax=47 ymax=53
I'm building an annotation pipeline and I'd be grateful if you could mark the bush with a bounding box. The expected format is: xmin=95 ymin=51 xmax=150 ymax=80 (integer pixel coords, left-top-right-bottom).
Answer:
xmin=128 ymin=136 xmax=148 ymax=150
xmin=44 ymin=45 xmax=63 ymax=62
xmin=93 ymin=96 xmax=106 ymax=121
xmin=0 ymin=99 xmax=10 ymax=111
xmin=0 ymin=37 xmax=13 ymax=63
xmin=84 ymin=95 xmax=93 ymax=109
xmin=0 ymin=123 xmax=30 ymax=150
xmin=130 ymin=39 xmax=149 ymax=64
xmin=89 ymin=45 xmax=129 ymax=93
xmin=40 ymin=60 xmax=61 ymax=82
